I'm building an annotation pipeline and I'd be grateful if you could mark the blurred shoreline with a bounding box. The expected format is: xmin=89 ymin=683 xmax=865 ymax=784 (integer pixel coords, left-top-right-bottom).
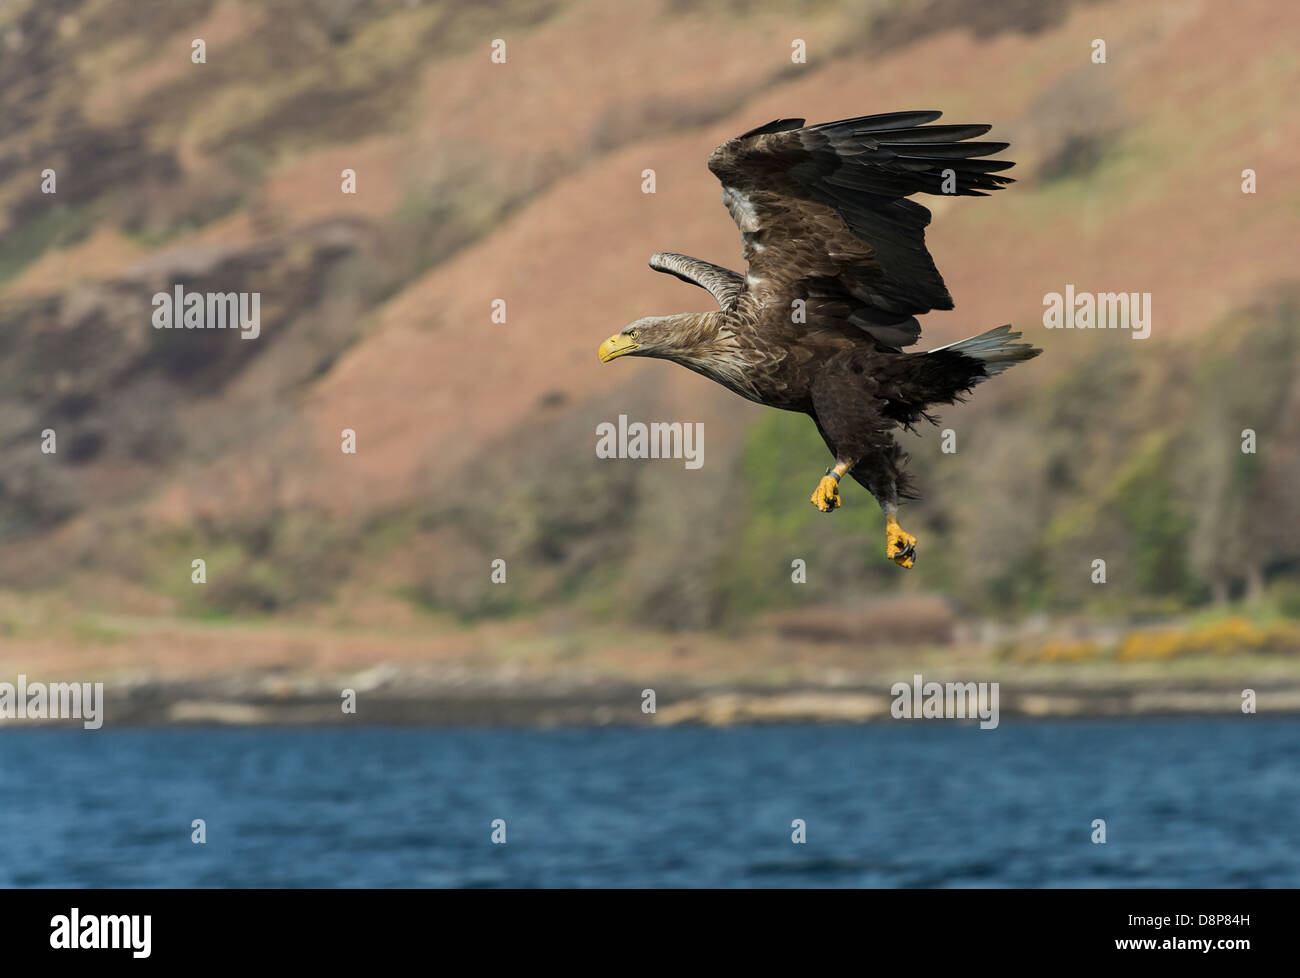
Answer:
xmin=2 ymin=670 xmax=1295 ymax=728
xmin=3 ymin=605 xmax=1298 ymax=727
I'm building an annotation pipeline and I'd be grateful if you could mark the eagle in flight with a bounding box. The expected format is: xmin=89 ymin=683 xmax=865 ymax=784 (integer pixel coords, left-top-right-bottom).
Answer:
xmin=597 ymin=110 xmax=1040 ymax=568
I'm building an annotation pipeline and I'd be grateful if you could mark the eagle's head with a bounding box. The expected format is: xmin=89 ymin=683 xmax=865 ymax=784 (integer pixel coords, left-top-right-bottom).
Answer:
xmin=598 ymin=312 xmax=758 ymax=399
xmin=597 ymin=315 xmax=685 ymax=363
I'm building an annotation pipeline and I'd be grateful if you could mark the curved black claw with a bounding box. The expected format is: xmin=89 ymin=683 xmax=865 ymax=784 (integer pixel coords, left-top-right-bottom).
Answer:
xmin=892 ymin=542 xmax=917 ymax=567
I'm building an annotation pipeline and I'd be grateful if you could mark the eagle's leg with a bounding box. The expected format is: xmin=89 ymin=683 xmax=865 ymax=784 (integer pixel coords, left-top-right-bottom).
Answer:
xmin=810 ymin=461 xmax=849 ymax=513
xmin=809 ymin=360 xmax=916 ymax=564
xmin=850 ymin=454 xmax=917 ymax=569
xmin=883 ymin=504 xmax=917 ymax=569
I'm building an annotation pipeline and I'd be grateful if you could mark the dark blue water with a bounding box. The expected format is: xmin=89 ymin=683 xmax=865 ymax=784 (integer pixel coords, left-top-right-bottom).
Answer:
xmin=2 ymin=718 xmax=1296 ymax=887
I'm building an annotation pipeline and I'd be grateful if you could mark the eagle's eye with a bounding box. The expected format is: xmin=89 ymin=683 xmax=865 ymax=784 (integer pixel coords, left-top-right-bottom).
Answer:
xmin=628 ymin=328 xmax=640 ymax=340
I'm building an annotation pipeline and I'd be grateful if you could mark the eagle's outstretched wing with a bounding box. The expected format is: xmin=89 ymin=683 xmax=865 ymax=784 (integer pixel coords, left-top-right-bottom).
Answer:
xmin=703 ymin=110 xmax=1015 ymax=347
xmin=648 ymin=252 xmax=744 ymax=309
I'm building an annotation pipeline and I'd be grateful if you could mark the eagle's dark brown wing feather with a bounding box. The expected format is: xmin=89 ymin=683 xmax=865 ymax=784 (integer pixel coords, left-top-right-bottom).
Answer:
xmin=707 ymin=110 xmax=1015 ymax=346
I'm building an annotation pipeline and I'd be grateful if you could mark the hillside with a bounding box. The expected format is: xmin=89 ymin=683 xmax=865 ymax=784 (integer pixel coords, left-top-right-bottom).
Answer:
xmin=1 ymin=0 xmax=1298 ymax=662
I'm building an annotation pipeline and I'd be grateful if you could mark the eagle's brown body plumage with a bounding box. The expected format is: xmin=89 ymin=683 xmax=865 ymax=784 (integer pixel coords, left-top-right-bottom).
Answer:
xmin=598 ymin=111 xmax=1041 ymax=566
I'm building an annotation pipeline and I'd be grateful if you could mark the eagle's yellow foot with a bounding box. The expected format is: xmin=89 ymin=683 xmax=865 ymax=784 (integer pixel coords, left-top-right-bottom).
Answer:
xmin=810 ymin=475 xmax=841 ymax=512
xmin=886 ymin=515 xmax=917 ymax=568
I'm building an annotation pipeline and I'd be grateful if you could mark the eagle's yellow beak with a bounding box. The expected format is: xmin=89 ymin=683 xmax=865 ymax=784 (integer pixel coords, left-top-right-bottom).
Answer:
xmin=598 ymin=333 xmax=638 ymax=363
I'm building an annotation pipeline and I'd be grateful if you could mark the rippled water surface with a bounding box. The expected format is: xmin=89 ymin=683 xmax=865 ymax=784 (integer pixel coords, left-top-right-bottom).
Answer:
xmin=2 ymin=718 xmax=1296 ymax=887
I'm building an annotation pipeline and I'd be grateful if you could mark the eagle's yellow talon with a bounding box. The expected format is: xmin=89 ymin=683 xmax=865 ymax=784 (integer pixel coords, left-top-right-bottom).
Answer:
xmin=886 ymin=516 xmax=917 ymax=569
xmin=810 ymin=475 xmax=841 ymax=512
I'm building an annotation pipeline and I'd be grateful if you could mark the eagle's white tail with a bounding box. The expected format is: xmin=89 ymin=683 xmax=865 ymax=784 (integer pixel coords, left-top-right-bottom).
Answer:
xmin=928 ymin=323 xmax=1041 ymax=380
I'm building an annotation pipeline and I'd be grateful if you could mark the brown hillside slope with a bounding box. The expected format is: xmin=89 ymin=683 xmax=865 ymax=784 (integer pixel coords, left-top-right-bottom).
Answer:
xmin=0 ymin=0 xmax=1297 ymax=624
